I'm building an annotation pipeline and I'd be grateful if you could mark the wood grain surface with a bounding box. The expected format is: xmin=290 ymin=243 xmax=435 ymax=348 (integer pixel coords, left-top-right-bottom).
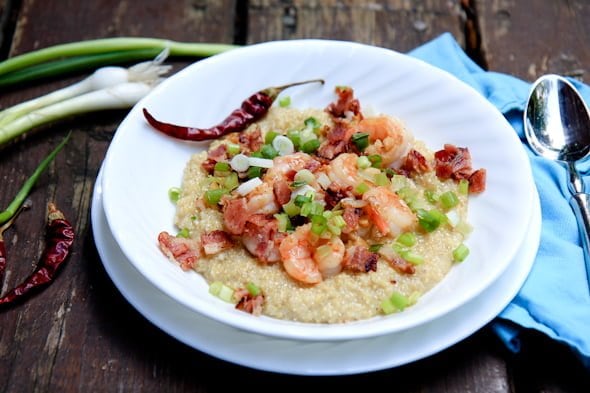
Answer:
xmin=0 ymin=1 xmax=589 ymax=392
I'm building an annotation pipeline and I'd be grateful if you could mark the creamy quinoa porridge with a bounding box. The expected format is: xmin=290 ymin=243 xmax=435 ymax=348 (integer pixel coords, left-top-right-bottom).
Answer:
xmin=154 ymin=85 xmax=486 ymax=324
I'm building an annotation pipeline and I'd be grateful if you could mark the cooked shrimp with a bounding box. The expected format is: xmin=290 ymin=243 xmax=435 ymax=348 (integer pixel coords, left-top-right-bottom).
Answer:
xmin=325 ymin=152 xmax=363 ymax=190
xmin=362 ymin=186 xmax=417 ymax=237
xmin=265 ymin=152 xmax=321 ymax=183
xmin=242 ymin=214 xmax=285 ymax=263
xmin=245 ymin=181 xmax=280 ymax=215
xmin=357 ymin=116 xmax=413 ymax=168
xmin=279 ymin=224 xmax=322 ymax=284
xmin=314 ymin=237 xmax=345 ymax=278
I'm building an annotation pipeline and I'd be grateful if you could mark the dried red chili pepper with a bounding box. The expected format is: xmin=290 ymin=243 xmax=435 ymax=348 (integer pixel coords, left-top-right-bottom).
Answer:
xmin=143 ymin=79 xmax=324 ymax=141
xmin=0 ymin=203 xmax=74 ymax=306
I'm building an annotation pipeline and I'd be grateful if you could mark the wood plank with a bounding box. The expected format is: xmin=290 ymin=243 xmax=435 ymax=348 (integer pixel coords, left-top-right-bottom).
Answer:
xmin=247 ymin=0 xmax=466 ymax=52
xmin=476 ymin=0 xmax=590 ymax=82
xmin=0 ymin=1 xmax=236 ymax=392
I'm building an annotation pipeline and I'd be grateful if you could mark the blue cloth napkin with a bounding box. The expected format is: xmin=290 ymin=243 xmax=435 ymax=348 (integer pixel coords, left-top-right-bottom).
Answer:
xmin=408 ymin=32 xmax=590 ymax=367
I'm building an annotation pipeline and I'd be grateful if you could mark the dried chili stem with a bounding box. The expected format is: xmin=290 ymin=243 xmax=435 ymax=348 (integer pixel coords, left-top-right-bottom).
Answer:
xmin=0 ymin=133 xmax=70 ymax=225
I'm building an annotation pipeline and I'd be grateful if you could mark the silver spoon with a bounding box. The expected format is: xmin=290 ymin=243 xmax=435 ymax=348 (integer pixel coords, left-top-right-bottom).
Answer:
xmin=524 ymin=74 xmax=590 ymax=293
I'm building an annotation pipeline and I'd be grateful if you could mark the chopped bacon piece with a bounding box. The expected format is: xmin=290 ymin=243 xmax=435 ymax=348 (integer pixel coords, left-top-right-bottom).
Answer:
xmin=326 ymin=86 xmax=362 ymax=119
xmin=201 ymin=143 xmax=228 ymax=174
xmin=238 ymin=126 xmax=263 ymax=154
xmin=341 ymin=206 xmax=361 ymax=233
xmin=468 ymin=168 xmax=487 ymax=194
xmin=343 ymin=246 xmax=378 ymax=273
xmin=222 ymin=197 xmax=249 ymax=235
xmin=387 ymin=254 xmax=416 ymax=275
xmin=242 ymin=215 xmax=286 ymax=263
xmin=317 ymin=121 xmax=353 ymax=160
xmin=324 ymin=184 xmax=353 ymax=209
xmin=434 ymin=144 xmax=473 ymax=180
xmin=235 ymin=290 xmax=265 ymax=316
xmin=201 ymin=230 xmax=234 ymax=255
xmin=273 ymin=179 xmax=292 ymax=206
xmin=158 ymin=231 xmax=201 ymax=271
xmin=401 ymin=149 xmax=431 ymax=175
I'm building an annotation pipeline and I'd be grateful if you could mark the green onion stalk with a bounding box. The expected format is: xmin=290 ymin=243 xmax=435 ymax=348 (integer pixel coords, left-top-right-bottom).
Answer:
xmin=0 ymin=37 xmax=238 ymax=147
xmin=0 ymin=37 xmax=238 ymax=87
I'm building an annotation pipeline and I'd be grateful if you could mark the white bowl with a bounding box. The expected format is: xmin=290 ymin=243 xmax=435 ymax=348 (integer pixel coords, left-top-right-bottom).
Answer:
xmin=101 ymin=39 xmax=534 ymax=341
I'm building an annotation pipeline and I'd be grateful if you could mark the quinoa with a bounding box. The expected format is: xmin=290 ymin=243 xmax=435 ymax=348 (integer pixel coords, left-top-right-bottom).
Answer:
xmin=169 ymin=105 xmax=470 ymax=324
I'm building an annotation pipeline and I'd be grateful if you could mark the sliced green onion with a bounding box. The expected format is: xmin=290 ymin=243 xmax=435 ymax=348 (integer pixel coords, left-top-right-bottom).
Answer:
xmin=356 ymin=155 xmax=371 ymax=169
xmin=453 ymin=243 xmax=470 ymax=262
xmin=424 ymin=189 xmax=439 ymax=204
xmin=390 ymin=291 xmax=410 ymax=311
xmin=282 ymin=199 xmax=301 ymax=217
xmin=401 ymin=251 xmax=424 ymax=265
xmin=247 ymin=166 xmax=263 ymax=179
xmin=246 ymin=282 xmax=261 ymax=296
xmin=209 ymin=281 xmax=235 ymax=303
xmin=236 ymin=177 xmax=262 ymax=196
xmin=168 ymin=187 xmax=181 ymax=203
xmin=286 ymin=130 xmax=301 ymax=149
xmin=260 ymin=144 xmax=279 ymax=159
xmin=205 ymin=189 xmax=227 ymax=205
xmin=226 ymin=142 xmax=240 ymax=157
xmin=279 ymin=96 xmax=291 ymax=107
xmin=354 ymin=182 xmax=370 ymax=194
xmin=301 ymin=138 xmax=320 ymax=154
xmin=396 ymin=232 xmax=417 ymax=247
xmin=440 ymin=191 xmax=459 ymax=209
xmin=310 ymin=214 xmax=328 ymax=235
xmin=368 ymin=154 xmax=383 ymax=168
xmin=374 ymin=172 xmax=389 ymax=186
xmin=229 ymin=153 xmax=250 ymax=172
xmin=294 ymin=193 xmax=313 ymax=207
xmin=304 ymin=116 xmax=320 ymax=129
xmin=176 ymin=228 xmax=190 ymax=238
xmin=351 ymin=132 xmax=369 ymax=151
xmin=458 ymin=179 xmax=470 ymax=195
xmin=416 ymin=208 xmax=446 ymax=232
xmin=294 ymin=169 xmax=315 ymax=185
xmin=247 ymin=156 xmax=274 ymax=169
xmin=274 ymin=213 xmax=292 ymax=232
xmin=272 ymin=135 xmax=295 ymax=156
xmin=214 ymin=161 xmax=231 ymax=173
xmin=369 ymin=244 xmax=383 ymax=253
xmin=223 ymin=172 xmax=239 ymax=190
xmin=265 ymin=130 xmax=279 ymax=144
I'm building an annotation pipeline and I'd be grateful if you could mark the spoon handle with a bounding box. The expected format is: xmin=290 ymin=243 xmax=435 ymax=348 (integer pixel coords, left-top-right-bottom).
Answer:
xmin=569 ymin=193 xmax=590 ymax=294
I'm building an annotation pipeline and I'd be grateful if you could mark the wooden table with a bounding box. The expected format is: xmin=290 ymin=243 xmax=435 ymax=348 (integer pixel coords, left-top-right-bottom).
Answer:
xmin=1 ymin=1 xmax=589 ymax=391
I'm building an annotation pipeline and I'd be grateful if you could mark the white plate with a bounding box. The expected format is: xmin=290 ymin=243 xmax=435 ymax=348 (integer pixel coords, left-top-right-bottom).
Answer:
xmin=101 ymin=39 xmax=535 ymax=341
xmin=93 ymin=168 xmax=540 ymax=375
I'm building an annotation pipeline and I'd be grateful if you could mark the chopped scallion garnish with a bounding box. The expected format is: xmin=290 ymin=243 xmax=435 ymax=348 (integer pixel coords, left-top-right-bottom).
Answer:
xmin=453 ymin=243 xmax=470 ymax=262
xmin=168 ymin=187 xmax=181 ymax=203
xmin=351 ymin=132 xmax=369 ymax=151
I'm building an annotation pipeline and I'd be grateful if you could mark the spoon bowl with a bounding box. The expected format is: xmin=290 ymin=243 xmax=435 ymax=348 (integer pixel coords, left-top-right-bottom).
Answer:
xmin=524 ymin=74 xmax=590 ymax=293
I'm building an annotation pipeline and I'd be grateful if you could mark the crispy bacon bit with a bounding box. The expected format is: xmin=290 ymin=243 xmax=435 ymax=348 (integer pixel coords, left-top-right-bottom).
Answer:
xmin=242 ymin=215 xmax=286 ymax=263
xmin=324 ymin=184 xmax=353 ymax=209
xmin=341 ymin=206 xmax=361 ymax=233
xmin=387 ymin=254 xmax=416 ymax=275
xmin=326 ymin=86 xmax=362 ymax=119
xmin=317 ymin=121 xmax=353 ymax=160
xmin=273 ymin=179 xmax=292 ymax=206
xmin=343 ymin=246 xmax=378 ymax=273
xmin=401 ymin=149 xmax=431 ymax=175
xmin=201 ymin=143 xmax=228 ymax=174
xmin=235 ymin=290 xmax=265 ymax=316
xmin=468 ymin=168 xmax=487 ymax=194
xmin=158 ymin=231 xmax=201 ymax=271
xmin=434 ymin=144 xmax=473 ymax=180
xmin=222 ymin=197 xmax=249 ymax=235
xmin=201 ymin=230 xmax=234 ymax=255
xmin=238 ymin=126 xmax=263 ymax=153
